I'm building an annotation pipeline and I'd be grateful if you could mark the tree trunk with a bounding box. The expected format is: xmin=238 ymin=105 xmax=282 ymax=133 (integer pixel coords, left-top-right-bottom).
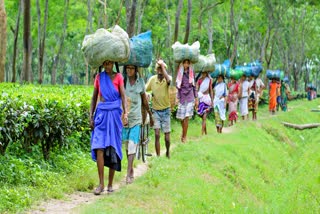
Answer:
xmin=22 ymin=0 xmax=32 ymax=83
xmin=0 ymin=0 xmax=6 ymax=82
xmin=85 ymin=0 xmax=93 ymax=85
xmin=174 ymin=0 xmax=183 ymax=42
xmin=11 ymin=0 xmax=22 ymax=83
xmin=0 ymin=140 xmax=9 ymax=155
xmin=51 ymin=0 xmax=68 ymax=85
xmin=299 ymin=8 xmax=307 ymax=91
xmin=260 ymin=0 xmax=278 ymax=66
xmin=304 ymin=59 xmax=311 ymax=90
xmin=114 ymin=0 xmax=124 ymax=26
xmin=198 ymin=1 xmax=224 ymax=31
xmin=229 ymin=0 xmax=239 ymax=67
xmin=137 ymin=0 xmax=147 ymax=34
xmin=125 ymin=0 xmax=131 ymax=29
xmin=290 ymin=7 xmax=306 ymax=91
xmin=282 ymin=122 xmax=320 ymax=130
xmin=223 ymin=13 xmax=229 ymax=55
xmin=293 ymin=64 xmax=299 ymax=91
xmin=207 ymin=11 xmax=213 ymax=54
xmin=198 ymin=0 xmax=203 ymax=31
xmin=165 ymin=0 xmax=172 ymax=47
xmin=58 ymin=59 xmax=66 ymax=84
xmin=264 ymin=28 xmax=275 ymax=70
xmin=126 ymin=0 xmax=137 ymax=37
xmin=98 ymin=0 xmax=107 ymax=28
xmin=86 ymin=0 xmax=93 ymax=34
xmin=37 ymin=0 xmax=49 ymax=84
xmin=265 ymin=40 xmax=274 ymax=69
xmin=183 ymin=0 xmax=192 ymax=44
xmin=165 ymin=0 xmax=175 ymax=83
xmin=311 ymin=109 xmax=320 ymax=112
xmin=260 ymin=27 xmax=269 ymax=63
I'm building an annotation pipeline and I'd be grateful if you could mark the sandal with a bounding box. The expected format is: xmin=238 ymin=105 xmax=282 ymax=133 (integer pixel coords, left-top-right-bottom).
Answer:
xmin=93 ymin=185 xmax=104 ymax=195
xmin=107 ymin=186 xmax=114 ymax=193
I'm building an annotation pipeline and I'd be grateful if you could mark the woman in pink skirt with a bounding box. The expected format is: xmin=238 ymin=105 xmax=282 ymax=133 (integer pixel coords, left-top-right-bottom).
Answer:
xmin=227 ymin=77 xmax=239 ymax=126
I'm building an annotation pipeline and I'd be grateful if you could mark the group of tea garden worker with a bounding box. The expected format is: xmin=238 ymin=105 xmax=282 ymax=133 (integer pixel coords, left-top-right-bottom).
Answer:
xmin=82 ymin=25 xmax=291 ymax=196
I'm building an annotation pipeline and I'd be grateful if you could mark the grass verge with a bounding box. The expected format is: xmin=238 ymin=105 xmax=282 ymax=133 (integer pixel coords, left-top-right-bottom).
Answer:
xmin=75 ymin=99 xmax=320 ymax=214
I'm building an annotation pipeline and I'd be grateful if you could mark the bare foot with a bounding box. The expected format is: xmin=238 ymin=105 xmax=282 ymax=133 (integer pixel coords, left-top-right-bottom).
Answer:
xmin=181 ymin=137 xmax=186 ymax=143
xmin=126 ymin=176 xmax=133 ymax=185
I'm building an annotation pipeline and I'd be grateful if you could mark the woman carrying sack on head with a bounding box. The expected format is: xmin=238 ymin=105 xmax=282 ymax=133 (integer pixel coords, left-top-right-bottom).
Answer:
xmin=176 ymin=59 xmax=197 ymax=143
xmin=238 ymin=74 xmax=250 ymax=120
xmin=122 ymin=65 xmax=153 ymax=184
xmin=269 ymin=78 xmax=280 ymax=114
xmin=196 ymin=70 xmax=213 ymax=135
xmin=227 ymin=77 xmax=239 ymax=126
xmin=213 ymin=75 xmax=227 ymax=133
xmin=90 ymin=60 xmax=127 ymax=195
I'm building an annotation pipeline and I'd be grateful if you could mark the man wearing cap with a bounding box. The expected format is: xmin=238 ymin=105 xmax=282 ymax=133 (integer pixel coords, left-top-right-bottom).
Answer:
xmin=145 ymin=59 xmax=172 ymax=158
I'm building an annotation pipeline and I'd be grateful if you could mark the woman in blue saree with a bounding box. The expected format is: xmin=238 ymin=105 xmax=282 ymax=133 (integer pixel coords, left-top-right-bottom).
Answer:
xmin=89 ymin=60 xmax=127 ymax=195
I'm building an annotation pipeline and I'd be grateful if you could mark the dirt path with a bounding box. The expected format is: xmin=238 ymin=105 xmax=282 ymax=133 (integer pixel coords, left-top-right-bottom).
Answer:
xmin=27 ymin=147 xmax=168 ymax=214
xmin=28 ymin=162 xmax=149 ymax=214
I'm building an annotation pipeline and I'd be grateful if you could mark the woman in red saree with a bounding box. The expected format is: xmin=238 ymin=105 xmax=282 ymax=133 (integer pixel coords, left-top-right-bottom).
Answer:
xmin=227 ymin=77 xmax=239 ymax=126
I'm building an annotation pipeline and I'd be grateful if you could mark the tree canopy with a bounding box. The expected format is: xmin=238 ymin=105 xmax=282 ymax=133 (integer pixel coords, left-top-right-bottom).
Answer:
xmin=3 ymin=0 xmax=320 ymax=90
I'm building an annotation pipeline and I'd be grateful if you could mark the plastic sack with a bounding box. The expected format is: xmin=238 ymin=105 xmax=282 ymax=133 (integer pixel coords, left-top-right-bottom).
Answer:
xmin=81 ymin=25 xmax=130 ymax=68
xmin=246 ymin=60 xmax=263 ymax=77
xmin=172 ymin=41 xmax=200 ymax=63
xmin=266 ymin=70 xmax=284 ymax=80
xmin=227 ymin=69 xmax=243 ymax=80
xmin=211 ymin=59 xmax=231 ymax=78
xmin=250 ymin=66 xmax=263 ymax=77
xmin=193 ymin=54 xmax=216 ymax=72
xmin=234 ymin=65 xmax=251 ymax=77
xmin=280 ymin=71 xmax=284 ymax=80
xmin=122 ymin=31 xmax=153 ymax=68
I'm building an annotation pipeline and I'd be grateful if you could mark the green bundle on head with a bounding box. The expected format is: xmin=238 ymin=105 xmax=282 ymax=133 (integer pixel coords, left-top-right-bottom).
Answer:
xmin=229 ymin=69 xmax=243 ymax=80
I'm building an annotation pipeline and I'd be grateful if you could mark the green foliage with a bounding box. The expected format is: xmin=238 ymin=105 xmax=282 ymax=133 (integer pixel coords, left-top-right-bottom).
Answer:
xmin=0 ymin=148 xmax=96 ymax=213
xmin=4 ymin=0 xmax=320 ymax=89
xmin=0 ymin=83 xmax=91 ymax=159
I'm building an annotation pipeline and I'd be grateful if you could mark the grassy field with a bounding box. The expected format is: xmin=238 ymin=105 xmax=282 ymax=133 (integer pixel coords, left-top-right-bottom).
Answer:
xmin=75 ymin=99 xmax=320 ymax=214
